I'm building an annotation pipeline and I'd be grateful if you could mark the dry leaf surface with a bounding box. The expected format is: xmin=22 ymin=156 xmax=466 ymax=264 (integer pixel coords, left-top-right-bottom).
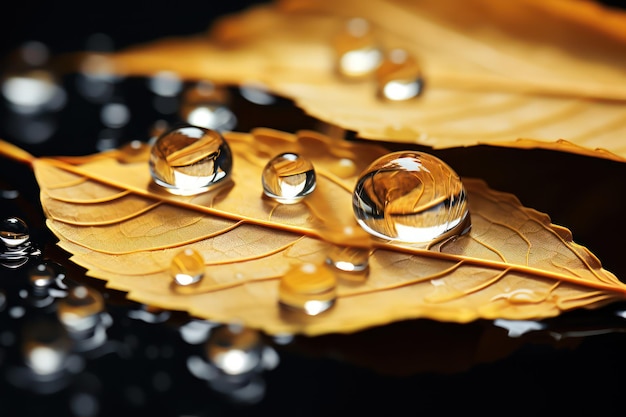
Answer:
xmin=1 ymin=130 xmax=624 ymax=336
xmin=91 ymin=0 xmax=626 ymax=162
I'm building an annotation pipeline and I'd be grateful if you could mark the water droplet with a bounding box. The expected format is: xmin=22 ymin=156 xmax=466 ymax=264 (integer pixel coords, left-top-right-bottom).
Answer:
xmin=149 ymin=124 xmax=233 ymax=195
xmin=278 ymin=263 xmax=337 ymax=316
xmin=181 ymin=82 xmax=237 ymax=131
xmin=57 ymin=286 xmax=105 ymax=334
xmin=170 ymin=248 xmax=204 ymax=286
xmin=376 ymin=49 xmax=424 ymax=101
xmin=0 ymin=217 xmax=30 ymax=247
xmin=326 ymin=245 xmax=369 ymax=272
xmin=21 ymin=318 xmax=71 ymax=376
xmin=206 ymin=325 xmax=263 ymax=375
xmin=333 ymin=18 xmax=383 ymax=79
xmin=28 ymin=262 xmax=56 ymax=289
xmin=262 ymin=153 xmax=316 ymax=204
xmin=352 ymin=151 xmax=470 ymax=244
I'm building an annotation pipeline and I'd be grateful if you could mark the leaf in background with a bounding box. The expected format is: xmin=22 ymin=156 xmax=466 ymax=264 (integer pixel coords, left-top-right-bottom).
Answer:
xmin=89 ymin=0 xmax=626 ymax=162
xmin=0 ymin=129 xmax=624 ymax=336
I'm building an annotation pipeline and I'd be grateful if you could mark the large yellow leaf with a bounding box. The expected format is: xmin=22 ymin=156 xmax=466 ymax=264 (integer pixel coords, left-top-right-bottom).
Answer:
xmin=80 ymin=0 xmax=626 ymax=162
xmin=0 ymin=129 xmax=623 ymax=336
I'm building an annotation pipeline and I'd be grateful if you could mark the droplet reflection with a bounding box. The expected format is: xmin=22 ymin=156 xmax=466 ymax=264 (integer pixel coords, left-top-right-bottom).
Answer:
xmin=0 ymin=217 xmax=30 ymax=247
xmin=171 ymin=248 xmax=205 ymax=286
xmin=262 ymin=153 xmax=316 ymax=204
xmin=150 ymin=124 xmax=233 ymax=195
xmin=353 ymin=151 xmax=470 ymax=244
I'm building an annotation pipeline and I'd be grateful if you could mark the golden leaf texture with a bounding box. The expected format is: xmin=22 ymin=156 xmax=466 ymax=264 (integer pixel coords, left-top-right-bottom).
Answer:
xmin=0 ymin=129 xmax=624 ymax=336
xmin=87 ymin=0 xmax=626 ymax=162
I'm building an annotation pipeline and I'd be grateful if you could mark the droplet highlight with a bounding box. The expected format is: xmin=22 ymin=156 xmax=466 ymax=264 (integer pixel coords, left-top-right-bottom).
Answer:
xmin=278 ymin=263 xmax=337 ymax=316
xmin=352 ymin=151 xmax=470 ymax=244
xmin=0 ymin=217 xmax=30 ymax=247
xmin=150 ymin=124 xmax=232 ymax=195
xmin=171 ymin=248 xmax=205 ymax=286
xmin=376 ymin=49 xmax=424 ymax=101
xmin=262 ymin=153 xmax=316 ymax=204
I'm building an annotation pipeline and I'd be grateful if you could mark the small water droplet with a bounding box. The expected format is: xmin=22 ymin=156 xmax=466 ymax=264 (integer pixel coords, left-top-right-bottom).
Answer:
xmin=57 ymin=286 xmax=105 ymax=334
xmin=0 ymin=217 xmax=30 ymax=247
xmin=376 ymin=49 xmax=424 ymax=101
xmin=150 ymin=124 xmax=233 ymax=195
xmin=262 ymin=153 xmax=316 ymax=204
xmin=180 ymin=82 xmax=237 ymax=131
xmin=28 ymin=261 xmax=56 ymax=289
xmin=278 ymin=263 xmax=337 ymax=316
xmin=171 ymin=248 xmax=204 ymax=286
xmin=21 ymin=318 xmax=71 ymax=376
xmin=326 ymin=245 xmax=369 ymax=272
xmin=333 ymin=18 xmax=383 ymax=79
xmin=353 ymin=151 xmax=470 ymax=244
xmin=206 ymin=325 xmax=263 ymax=375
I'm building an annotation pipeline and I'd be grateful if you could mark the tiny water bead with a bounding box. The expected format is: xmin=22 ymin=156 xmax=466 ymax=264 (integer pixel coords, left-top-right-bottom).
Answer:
xmin=171 ymin=248 xmax=205 ymax=286
xmin=278 ymin=263 xmax=337 ymax=316
xmin=150 ymin=124 xmax=232 ymax=196
xmin=353 ymin=151 xmax=470 ymax=244
xmin=262 ymin=153 xmax=316 ymax=204
xmin=0 ymin=217 xmax=30 ymax=247
xmin=376 ymin=49 xmax=424 ymax=101
xmin=326 ymin=245 xmax=370 ymax=273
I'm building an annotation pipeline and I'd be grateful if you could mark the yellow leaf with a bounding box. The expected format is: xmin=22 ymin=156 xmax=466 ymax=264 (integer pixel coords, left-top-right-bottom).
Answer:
xmin=0 ymin=128 xmax=623 ymax=336
xmin=85 ymin=0 xmax=626 ymax=162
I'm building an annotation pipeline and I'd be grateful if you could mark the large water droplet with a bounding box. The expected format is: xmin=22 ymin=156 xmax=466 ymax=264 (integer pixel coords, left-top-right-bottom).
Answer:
xmin=278 ymin=263 xmax=337 ymax=316
xmin=376 ymin=49 xmax=423 ymax=101
xmin=333 ymin=18 xmax=383 ymax=79
xmin=352 ymin=151 xmax=470 ymax=244
xmin=149 ymin=124 xmax=232 ymax=195
xmin=171 ymin=248 xmax=205 ymax=286
xmin=0 ymin=217 xmax=30 ymax=247
xmin=262 ymin=153 xmax=316 ymax=204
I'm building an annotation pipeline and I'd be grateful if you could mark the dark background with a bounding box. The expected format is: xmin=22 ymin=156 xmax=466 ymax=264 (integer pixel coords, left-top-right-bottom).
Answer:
xmin=3 ymin=1 xmax=626 ymax=416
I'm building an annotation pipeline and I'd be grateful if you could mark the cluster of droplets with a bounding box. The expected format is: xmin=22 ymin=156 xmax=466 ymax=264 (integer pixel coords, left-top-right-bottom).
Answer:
xmin=333 ymin=17 xmax=424 ymax=101
xmin=151 ymin=121 xmax=471 ymax=317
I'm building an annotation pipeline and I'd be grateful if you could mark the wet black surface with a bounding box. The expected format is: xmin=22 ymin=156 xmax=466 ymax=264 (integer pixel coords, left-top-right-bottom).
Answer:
xmin=2 ymin=1 xmax=626 ymax=416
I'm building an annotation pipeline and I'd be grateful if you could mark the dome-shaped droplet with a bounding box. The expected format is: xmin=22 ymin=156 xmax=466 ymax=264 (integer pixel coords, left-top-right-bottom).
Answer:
xmin=150 ymin=124 xmax=232 ymax=196
xmin=353 ymin=151 xmax=470 ymax=244
xmin=262 ymin=153 xmax=316 ymax=204
xmin=278 ymin=263 xmax=337 ymax=316
xmin=170 ymin=248 xmax=204 ymax=286
xmin=333 ymin=18 xmax=383 ymax=79
xmin=376 ymin=49 xmax=424 ymax=101
xmin=0 ymin=217 xmax=30 ymax=247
